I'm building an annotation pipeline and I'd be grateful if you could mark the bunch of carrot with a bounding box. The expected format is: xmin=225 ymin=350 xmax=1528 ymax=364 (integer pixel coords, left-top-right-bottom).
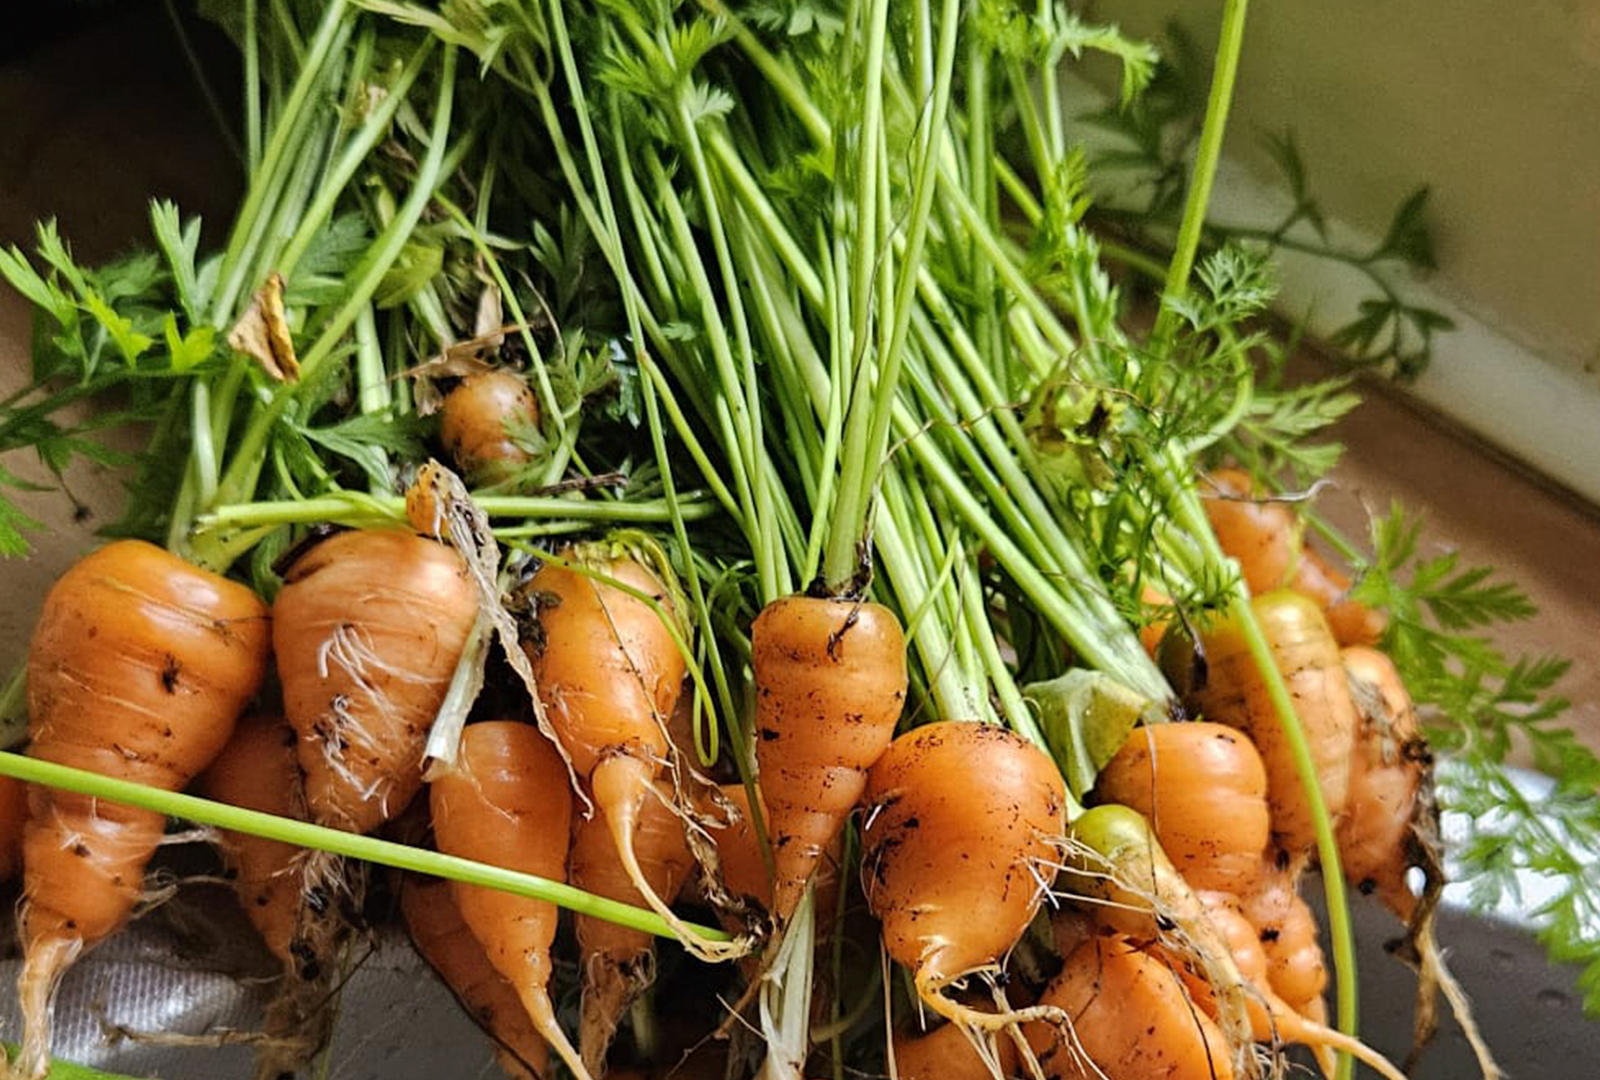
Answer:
xmin=0 ymin=1 xmax=1545 ymax=1079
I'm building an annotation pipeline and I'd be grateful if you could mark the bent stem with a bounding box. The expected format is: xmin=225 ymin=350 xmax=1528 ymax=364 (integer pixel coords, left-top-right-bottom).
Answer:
xmin=0 ymin=752 xmax=729 ymax=945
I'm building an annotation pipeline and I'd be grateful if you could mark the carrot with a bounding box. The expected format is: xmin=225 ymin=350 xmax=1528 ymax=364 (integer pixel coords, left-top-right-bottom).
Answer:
xmin=570 ymin=778 xmax=694 ymax=1074
xmin=1202 ymin=468 xmax=1384 ymax=648
xmin=200 ymin=713 xmax=344 ymax=1080
xmin=1203 ymin=468 xmax=1300 ymax=597
xmin=1026 ymin=932 xmax=1234 ymax=1080
xmin=1137 ymin=584 xmax=1172 ymax=660
xmin=430 ymin=720 xmax=587 ymax=1080
xmin=751 ymin=595 xmax=906 ymax=921
xmin=1338 ymin=646 xmax=1428 ymax=920
xmin=196 ymin=715 xmax=307 ymax=967
xmin=1094 ymin=722 xmax=1270 ymax=896
xmin=893 ymin=1019 xmax=1019 ymax=1080
xmin=705 ymin=782 xmax=773 ymax=911
xmin=275 ymin=528 xmax=478 ymax=836
xmin=439 ymin=369 xmax=541 ymax=483
xmin=401 ymin=874 xmax=548 ymax=1080
xmin=861 ymin=722 xmax=1064 ymax=1031
xmin=1177 ymin=890 xmax=1408 ymax=1080
xmin=19 ymin=539 xmax=269 ymax=1080
xmin=1188 ymin=591 xmax=1358 ymax=857
xmin=1238 ymin=867 xmax=1326 ymax=1016
xmin=522 ymin=552 xmax=719 ymax=960
xmin=0 ymin=774 xmax=27 ymax=883
xmin=1294 ymin=546 xmax=1386 ymax=649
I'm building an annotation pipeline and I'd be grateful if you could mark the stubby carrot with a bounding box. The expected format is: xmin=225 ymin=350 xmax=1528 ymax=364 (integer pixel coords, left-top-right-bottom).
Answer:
xmin=1094 ymin=722 xmax=1271 ymax=896
xmin=430 ymin=721 xmax=587 ymax=1080
xmin=198 ymin=713 xmax=335 ymax=1080
xmin=861 ymin=722 xmax=1063 ymax=1031
xmin=402 ymin=874 xmax=548 ymax=1080
xmin=1188 ymin=591 xmax=1358 ymax=857
xmin=439 ymin=369 xmax=541 ymax=483
xmin=752 ymin=595 xmax=906 ymax=921
xmin=570 ymin=779 xmax=694 ymax=1073
xmin=19 ymin=540 xmax=269 ymax=1080
xmin=1027 ymin=932 xmax=1234 ymax=1080
xmin=1338 ymin=646 xmax=1430 ymax=920
xmin=893 ymin=1019 xmax=1019 ymax=1080
xmin=1202 ymin=468 xmax=1384 ymax=647
xmin=275 ymin=529 xmax=478 ymax=836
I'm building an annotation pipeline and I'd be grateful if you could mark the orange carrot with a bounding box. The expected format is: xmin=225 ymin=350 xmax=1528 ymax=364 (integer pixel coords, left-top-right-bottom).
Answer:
xmin=705 ymin=782 xmax=773 ymax=911
xmin=570 ymin=779 xmax=694 ymax=1073
xmin=1094 ymin=722 xmax=1271 ymax=896
xmin=275 ymin=529 xmax=478 ymax=836
xmin=1027 ymin=932 xmax=1234 ymax=1080
xmin=0 ymin=774 xmax=27 ymax=884
xmin=751 ymin=595 xmax=906 ymax=921
xmin=523 ymin=553 xmax=709 ymax=956
xmin=197 ymin=714 xmax=307 ymax=967
xmin=19 ymin=540 xmax=269 ymax=1079
xmin=199 ymin=712 xmax=341 ymax=1080
xmin=402 ymin=874 xmax=548 ymax=1080
xmin=1189 ymin=591 xmax=1358 ymax=857
xmin=862 ymin=722 xmax=1064 ymax=1031
xmin=893 ymin=1019 xmax=1019 ymax=1080
xmin=1137 ymin=584 xmax=1172 ymax=660
xmin=1239 ymin=867 xmax=1326 ymax=1017
xmin=1202 ymin=468 xmax=1384 ymax=647
xmin=1203 ymin=467 xmax=1300 ymax=597
xmin=1338 ymin=646 xmax=1428 ymax=920
xmin=1294 ymin=546 xmax=1385 ymax=648
xmin=430 ymin=721 xmax=586 ymax=1079
xmin=439 ymin=369 xmax=541 ymax=483
xmin=1177 ymin=890 xmax=1408 ymax=1080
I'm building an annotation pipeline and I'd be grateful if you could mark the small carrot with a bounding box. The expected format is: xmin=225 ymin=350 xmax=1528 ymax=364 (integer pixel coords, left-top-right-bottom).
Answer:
xmin=199 ymin=713 xmax=339 ymax=1080
xmin=1027 ymin=931 xmax=1235 ymax=1080
xmin=0 ymin=774 xmax=27 ymax=883
xmin=752 ymin=595 xmax=906 ymax=921
xmin=1188 ymin=591 xmax=1358 ymax=857
xmin=893 ymin=1018 xmax=1019 ymax=1080
xmin=1137 ymin=584 xmax=1172 ymax=660
xmin=196 ymin=714 xmax=308 ymax=967
xmin=1178 ymin=890 xmax=1408 ymax=1080
xmin=523 ymin=551 xmax=718 ymax=959
xmin=1094 ymin=722 xmax=1271 ymax=896
xmin=1338 ymin=646 xmax=1429 ymax=920
xmin=1238 ymin=867 xmax=1326 ymax=1016
xmin=570 ymin=779 xmax=695 ymax=1073
xmin=439 ymin=369 xmax=541 ymax=483
xmin=19 ymin=540 xmax=270 ymax=1080
xmin=275 ymin=528 xmax=478 ymax=836
xmin=1202 ymin=468 xmax=1384 ymax=647
xmin=1203 ymin=467 xmax=1300 ymax=597
xmin=705 ymin=782 xmax=773 ymax=912
xmin=401 ymin=874 xmax=548 ymax=1080
xmin=1293 ymin=545 xmax=1386 ymax=649
xmin=430 ymin=720 xmax=587 ymax=1080
xmin=861 ymin=722 xmax=1063 ymax=1032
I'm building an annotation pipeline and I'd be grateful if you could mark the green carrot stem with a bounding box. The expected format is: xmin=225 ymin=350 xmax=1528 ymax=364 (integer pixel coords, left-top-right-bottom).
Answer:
xmin=1230 ymin=585 xmax=1359 ymax=1075
xmin=0 ymin=752 xmax=729 ymax=944
xmin=1152 ymin=0 xmax=1252 ymax=347
xmin=195 ymin=491 xmax=718 ymax=529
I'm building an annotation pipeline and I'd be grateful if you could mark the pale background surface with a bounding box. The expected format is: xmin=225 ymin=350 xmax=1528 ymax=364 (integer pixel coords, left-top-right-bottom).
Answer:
xmin=3 ymin=6 xmax=1598 ymax=760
